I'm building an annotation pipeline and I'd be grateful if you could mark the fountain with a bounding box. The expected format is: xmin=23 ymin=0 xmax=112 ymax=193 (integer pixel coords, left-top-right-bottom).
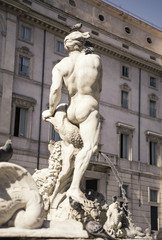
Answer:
xmin=0 ymin=24 xmax=153 ymax=240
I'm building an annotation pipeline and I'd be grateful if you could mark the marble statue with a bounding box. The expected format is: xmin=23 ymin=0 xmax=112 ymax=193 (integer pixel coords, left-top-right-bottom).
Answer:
xmin=0 ymin=162 xmax=44 ymax=229
xmin=42 ymin=24 xmax=102 ymax=204
xmin=104 ymin=197 xmax=146 ymax=239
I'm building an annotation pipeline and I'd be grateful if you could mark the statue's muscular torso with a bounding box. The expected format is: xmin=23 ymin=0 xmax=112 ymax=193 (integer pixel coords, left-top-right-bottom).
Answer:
xmin=58 ymin=51 xmax=102 ymax=124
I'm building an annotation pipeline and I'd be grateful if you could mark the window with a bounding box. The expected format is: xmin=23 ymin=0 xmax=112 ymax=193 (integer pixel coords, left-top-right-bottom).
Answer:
xmin=16 ymin=47 xmax=33 ymax=78
xmin=120 ymin=134 xmax=128 ymax=159
xmin=149 ymin=100 xmax=156 ymax=117
xmin=116 ymin=122 xmax=135 ymax=161
xmin=150 ymin=189 xmax=158 ymax=202
xmin=150 ymin=77 xmax=156 ymax=88
xmin=120 ymin=83 xmax=131 ymax=109
xmin=151 ymin=206 xmax=158 ymax=230
xmin=145 ymin=131 xmax=162 ymax=167
xmin=69 ymin=0 xmax=76 ymax=7
xmin=149 ymin=188 xmax=159 ymax=231
xmin=125 ymin=27 xmax=131 ymax=34
xmin=51 ymin=126 xmax=61 ymax=141
xmin=121 ymin=91 xmax=128 ymax=109
xmin=56 ymin=40 xmax=66 ymax=54
xmin=150 ymin=142 xmax=157 ymax=166
xmin=147 ymin=37 xmax=152 ymax=44
xmin=86 ymin=179 xmax=98 ymax=191
xmin=14 ymin=107 xmax=27 ymax=137
xmin=21 ymin=25 xmax=31 ymax=41
xmin=122 ymin=65 xmax=129 ymax=78
xmin=12 ymin=93 xmax=36 ymax=139
xmin=98 ymin=14 xmax=104 ymax=21
xmin=19 ymin=56 xmax=30 ymax=76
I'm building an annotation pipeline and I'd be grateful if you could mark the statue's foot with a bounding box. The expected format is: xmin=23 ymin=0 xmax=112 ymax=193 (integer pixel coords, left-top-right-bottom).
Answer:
xmin=66 ymin=188 xmax=88 ymax=205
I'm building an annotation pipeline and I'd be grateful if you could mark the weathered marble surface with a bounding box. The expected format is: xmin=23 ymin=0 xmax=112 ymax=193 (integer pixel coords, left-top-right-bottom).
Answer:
xmin=0 ymin=162 xmax=44 ymax=229
xmin=0 ymin=220 xmax=88 ymax=238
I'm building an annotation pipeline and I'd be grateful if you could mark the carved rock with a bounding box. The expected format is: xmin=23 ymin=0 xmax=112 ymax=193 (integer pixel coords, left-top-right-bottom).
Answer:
xmin=0 ymin=162 xmax=44 ymax=229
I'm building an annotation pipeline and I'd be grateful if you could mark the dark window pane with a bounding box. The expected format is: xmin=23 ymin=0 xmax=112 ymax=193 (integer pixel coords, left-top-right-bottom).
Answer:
xmin=19 ymin=56 xmax=30 ymax=76
xmin=150 ymin=77 xmax=156 ymax=88
xmin=151 ymin=206 xmax=158 ymax=230
xmin=150 ymin=190 xmax=158 ymax=202
xmin=14 ymin=107 xmax=20 ymax=136
xmin=120 ymin=134 xmax=128 ymax=159
xmin=14 ymin=107 xmax=27 ymax=137
xmin=122 ymin=66 xmax=129 ymax=78
xmin=150 ymin=142 xmax=157 ymax=166
xmin=150 ymin=100 xmax=156 ymax=117
xmin=121 ymin=91 xmax=128 ymax=108
xmin=86 ymin=179 xmax=98 ymax=191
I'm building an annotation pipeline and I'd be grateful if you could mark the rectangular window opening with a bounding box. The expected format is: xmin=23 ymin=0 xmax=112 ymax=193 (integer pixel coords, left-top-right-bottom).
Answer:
xmin=121 ymin=91 xmax=128 ymax=109
xmin=86 ymin=179 xmax=98 ymax=191
xmin=21 ymin=25 xmax=31 ymax=41
xmin=120 ymin=134 xmax=128 ymax=159
xmin=122 ymin=66 xmax=129 ymax=78
xmin=150 ymin=77 xmax=156 ymax=88
xmin=150 ymin=142 xmax=157 ymax=166
xmin=150 ymin=189 xmax=158 ymax=202
xmin=56 ymin=40 xmax=65 ymax=54
xmin=14 ymin=107 xmax=27 ymax=137
xmin=151 ymin=206 xmax=158 ymax=230
xmin=149 ymin=100 xmax=156 ymax=118
xmin=19 ymin=56 xmax=30 ymax=76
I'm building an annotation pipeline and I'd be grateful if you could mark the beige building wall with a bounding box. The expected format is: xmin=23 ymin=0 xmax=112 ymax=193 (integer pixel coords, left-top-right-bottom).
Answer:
xmin=0 ymin=0 xmax=162 ymax=232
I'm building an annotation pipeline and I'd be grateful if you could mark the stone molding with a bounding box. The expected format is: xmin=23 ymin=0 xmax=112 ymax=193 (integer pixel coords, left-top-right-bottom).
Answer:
xmin=148 ymin=93 xmax=159 ymax=101
xmin=116 ymin=122 xmax=135 ymax=136
xmin=120 ymin=83 xmax=131 ymax=92
xmin=12 ymin=92 xmax=36 ymax=110
xmin=145 ymin=130 xmax=162 ymax=144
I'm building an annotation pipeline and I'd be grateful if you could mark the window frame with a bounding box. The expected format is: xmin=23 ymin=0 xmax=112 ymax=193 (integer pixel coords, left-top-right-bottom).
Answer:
xmin=14 ymin=106 xmax=27 ymax=138
xmin=18 ymin=55 xmax=30 ymax=77
xmin=120 ymin=83 xmax=131 ymax=109
xmin=148 ymin=93 xmax=158 ymax=118
xmin=19 ymin=22 xmax=33 ymax=44
xmin=121 ymin=64 xmax=131 ymax=80
xmin=16 ymin=47 xmax=33 ymax=79
xmin=148 ymin=187 xmax=160 ymax=231
xmin=11 ymin=93 xmax=36 ymax=139
xmin=145 ymin=131 xmax=162 ymax=167
xmin=116 ymin=122 xmax=135 ymax=161
xmin=55 ymin=37 xmax=66 ymax=56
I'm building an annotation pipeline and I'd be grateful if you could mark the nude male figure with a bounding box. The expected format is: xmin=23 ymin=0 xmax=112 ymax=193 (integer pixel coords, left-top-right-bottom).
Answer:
xmin=42 ymin=29 xmax=102 ymax=203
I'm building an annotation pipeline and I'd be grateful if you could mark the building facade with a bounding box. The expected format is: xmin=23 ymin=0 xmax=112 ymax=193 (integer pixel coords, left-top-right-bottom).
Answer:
xmin=0 ymin=0 xmax=162 ymax=232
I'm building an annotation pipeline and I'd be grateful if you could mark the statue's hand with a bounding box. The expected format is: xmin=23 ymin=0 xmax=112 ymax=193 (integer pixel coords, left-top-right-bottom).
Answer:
xmin=42 ymin=109 xmax=53 ymax=121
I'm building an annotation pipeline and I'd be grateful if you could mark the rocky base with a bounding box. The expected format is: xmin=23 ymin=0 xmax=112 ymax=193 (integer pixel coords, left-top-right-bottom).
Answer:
xmin=0 ymin=220 xmax=88 ymax=239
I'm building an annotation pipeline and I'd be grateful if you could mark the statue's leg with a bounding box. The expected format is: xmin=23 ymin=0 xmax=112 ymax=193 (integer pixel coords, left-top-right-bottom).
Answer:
xmin=66 ymin=110 xmax=100 ymax=203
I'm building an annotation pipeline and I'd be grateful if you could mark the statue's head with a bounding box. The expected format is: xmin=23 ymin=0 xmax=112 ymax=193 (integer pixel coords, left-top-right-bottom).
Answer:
xmin=64 ymin=31 xmax=90 ymax=52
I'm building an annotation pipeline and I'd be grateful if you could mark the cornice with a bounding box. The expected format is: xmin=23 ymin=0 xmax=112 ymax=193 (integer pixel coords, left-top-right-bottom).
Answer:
xmin=85 ymin=0 xmax=162 ymax=35
xmin=92 ymin=37 xmax=162 ymax=75
xmin=1 ymin=0 xmax=162 ymax=75
xmin=0 ymin=0 xmax=70 ymax=36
